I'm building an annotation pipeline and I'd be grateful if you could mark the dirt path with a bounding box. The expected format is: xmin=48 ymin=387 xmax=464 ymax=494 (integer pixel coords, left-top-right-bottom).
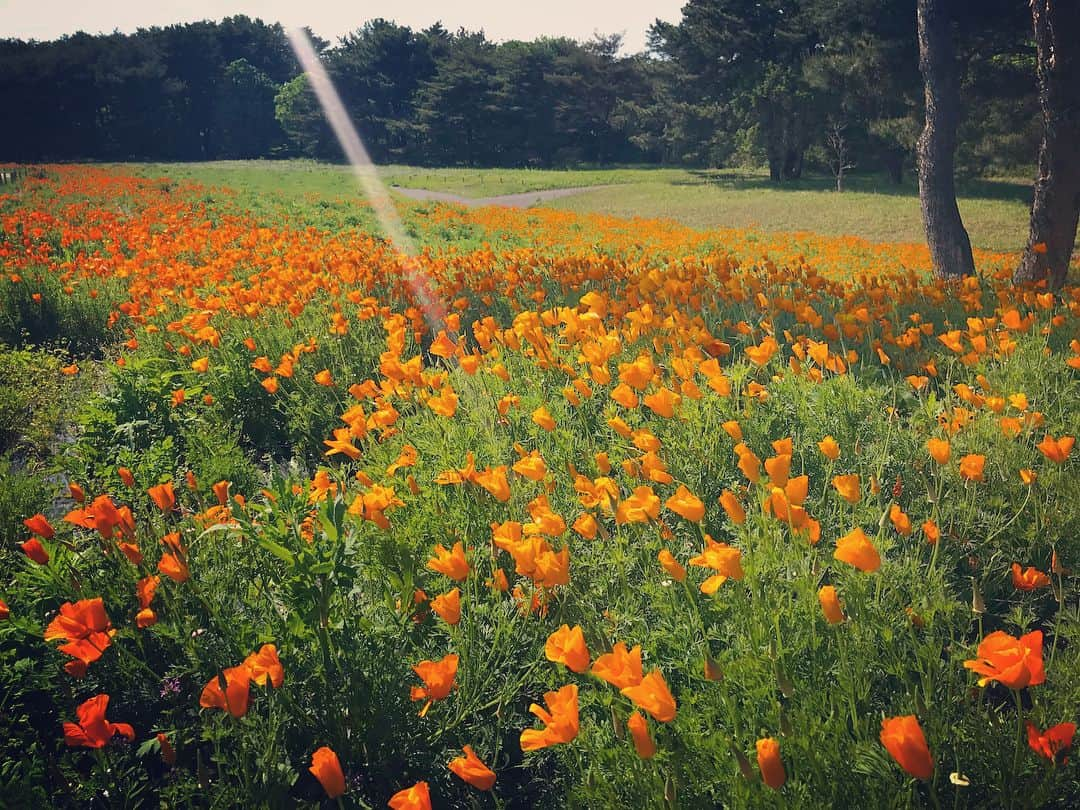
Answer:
xmin=391 ymin=184 xmax=611 ymax=208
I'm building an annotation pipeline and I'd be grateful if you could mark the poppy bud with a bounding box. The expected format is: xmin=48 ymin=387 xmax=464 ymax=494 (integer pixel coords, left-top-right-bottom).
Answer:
xmin=970 ymin=578 xmax=985 ymax=615
xmin=756 ymin=738 xmax=786 ymax=789
xmin=611 ymin=706 xmax=624 ymax=739
xmin=732 ymin=744 xmax=755 ymax=779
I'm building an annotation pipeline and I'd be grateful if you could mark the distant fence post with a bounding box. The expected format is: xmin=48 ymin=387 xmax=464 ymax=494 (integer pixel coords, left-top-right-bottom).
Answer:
xmin=0 ymin=166 xmax=31 ymax=185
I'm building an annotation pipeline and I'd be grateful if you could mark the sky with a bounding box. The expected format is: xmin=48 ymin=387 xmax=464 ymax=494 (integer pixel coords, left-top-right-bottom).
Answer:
xmin=0 ymin=1 xmax=686 ymax=52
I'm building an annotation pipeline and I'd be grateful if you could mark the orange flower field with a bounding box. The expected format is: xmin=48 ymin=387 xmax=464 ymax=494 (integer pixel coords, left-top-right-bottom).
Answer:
xmin=0 ymin=165 xmax=1078 ymax=807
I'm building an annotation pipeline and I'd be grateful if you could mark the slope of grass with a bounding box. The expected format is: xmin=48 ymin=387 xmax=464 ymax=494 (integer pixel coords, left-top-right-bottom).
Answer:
xmin=134 ymin=160 xmax=1035 ymax=253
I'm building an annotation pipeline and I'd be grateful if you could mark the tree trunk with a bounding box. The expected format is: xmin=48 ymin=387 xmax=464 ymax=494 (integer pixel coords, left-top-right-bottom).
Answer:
xmin=916 ymin=0 xmax=976 ymax=278
xmin=1014 ymin=0 xmax=1080 ymax=289
xmin=784 ymin=147 xmax=804 ymax=180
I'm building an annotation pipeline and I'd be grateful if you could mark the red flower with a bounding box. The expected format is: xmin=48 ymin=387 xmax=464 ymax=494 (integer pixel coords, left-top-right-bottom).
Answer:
xmin=309 ymin=746 xmax=346 ymax=798
xmin=156 ymin=732 xmax=176 ymax=765
xmin=148 ymin=482 xmax=176 ymax=512
xmin=964 ymin=630 xmax=1045 ymax=689
xmin=388 ymin=781 xmax=431 ymax=810
xmin=199 ymin=666 xmax=252 ymax=718
xmin=44 ymin=597 xmax=114 ymax=666
xmin=63 ymin=695 xmax=135 ymax=748
xmin=1027 ymin=722 xmax=1076 ymax=765
xmin=880 ymin=715 xmax=934 ymax=779
xmin=23 ymin=513 xmax=55 ymax=538
xmin=448 ymin=744 xmax=497 ymax=790
xmin=21 ymin=538 xmax=50 ymax=565
xmin=1011 ymin=563 xmax=1051 ymax=590
xmin=243 ymin=644 xmax=284 ymax=688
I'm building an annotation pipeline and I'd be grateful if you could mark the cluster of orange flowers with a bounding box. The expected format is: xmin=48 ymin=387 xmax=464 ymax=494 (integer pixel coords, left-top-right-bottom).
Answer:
xmin=4 ymin=166 xmax=1079 ymax=805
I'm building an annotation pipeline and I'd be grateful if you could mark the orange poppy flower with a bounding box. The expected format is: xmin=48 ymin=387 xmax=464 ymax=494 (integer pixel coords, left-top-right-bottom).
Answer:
xmin=63 ymin=694 xmax=135 ymax=748
xmin=410 ymin=653 xmax=459 ymax=716
xmin=23 ymin=513 xmax=55 ymax=538
xmin=572 ymin=512 xmax=599 ymax=539
xmin=69 ymin=482 xmax=85 ymax=503
xmin=0 ymin=599 xmax=9 ymax=620
xmin=532 ymin=406 xmax=556 ymax=431
xmin=756 ymin=738 xmax=786 ymax=789
xmin=156 ymin=731 xmax=176 ymax=765
xmin=431 ymin=587 xmax=462 ymax=626
xmin=158 ymin=552 xmax=190 ymax=583
xmin=448 ymin=745 xmax=496 ymax=790
xmin=591 ymin=642 xmax=644 ymax=689
xmin=657 ymin=549 xmax=687 ymax=581
xmin=388 ymin=781 xmax=431 ymax=810
xmin=243 ymin=644 xmax=284 ymax=688
xmin=545 ymin=624 xmax=590 ymax=673
xmin=611 ymin=383 xmax=639 ymax=409
xmin=964 ymin=630 xmax=1045 ymax=689
xmin=818 ymin=436 xmax=841 ymax=460
xmin=1037 ymin=435 xmax=1074 ymax=464
xmin=889 ymin=504 xmax=912 ymax=536
xmin=818 ymin=585 xmax=845 ymax=624
xmin=1027 ymin=721 xmax=1076 ymax=764
xmin=136 ymin=575 xmax=159 ymax=612
xmin=643 ymin=386 xmax=681 ymax=418
xmin=310 ymin=746 xmax=346 ymax=798
xmin=199 ymin=666 xmax=252 ymax=718
xmin=21 ymin=538 xmax=49 ymax=565
xmin=689 ymin=535 xmax=744 ymax=593
xmin=45 ymin=597 xmax=113 ymax=666
xmin=475 ymin=466 xmax=511 ymax=502
xmin=922 ymin=519 xmax=941 ymax=545
xmin=959 ymin=454 xmax=985 ymax=482
xmin=427 ymin=386 xmax=459 ymax=418
xmin=427 ymin=542 xmax=470 ymax=581
xmin=1011 ymin=563 xmax=1050 ymax=590
xmin=718 ymin=490 xmax=746 ymax=524
xmin=722 ymin=421 xmax=743 ymax=441
xmin=615 ymin=486 xmax=661 ymax=525
xmin=148 ymin=482 xmax=176 ymax=512
xmin=621 ymin=669 xmax=677 ymax=722
xmin=832 ymin=474 xmax=861 ymax=504
xmin=665 ymin=485 xmax=705 ymax=522
xmin=512 ymin=451 xmax=548 ymax=482
xmin=880 ymin=715 xmax=934 ymax=779
xmin=627 ymin=712 xmax=656 ymax=759
xmin=764 ymin=454 xmax=791 ymax=488
xmin=520 ymin=683 xmax=580 ymax=751
xmin=261 ymin=376 xmax=279 ymax=394
xmin=211 ymin=480 xmax=230 ymax=506
xmin=736 ymin=446 xmax=762 ymax=484
xmin=834 ymin=528 xmax=881 ymax=572
xmin=926 ymin=438 xmax=951 ymax=465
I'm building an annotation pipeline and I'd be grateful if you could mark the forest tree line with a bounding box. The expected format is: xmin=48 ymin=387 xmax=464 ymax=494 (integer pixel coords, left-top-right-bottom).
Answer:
xmin=0 ymin=2 xmax=1039 ymax=181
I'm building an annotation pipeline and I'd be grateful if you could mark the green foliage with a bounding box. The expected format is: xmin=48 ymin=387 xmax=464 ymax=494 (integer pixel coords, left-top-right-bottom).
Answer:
xmin=0 ymin=346 xmax=69 ymax=458
xmin=0 ymin=3 xmax=1042 ymax=177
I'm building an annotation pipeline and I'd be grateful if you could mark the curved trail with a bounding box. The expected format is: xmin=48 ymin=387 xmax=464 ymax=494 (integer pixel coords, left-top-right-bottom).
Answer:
xmin=391 ymin=184 xmax=612 ymax=208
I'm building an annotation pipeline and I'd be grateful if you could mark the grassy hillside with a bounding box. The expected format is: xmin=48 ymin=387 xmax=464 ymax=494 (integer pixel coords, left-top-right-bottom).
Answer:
xmin=136 ymin=161 xmax=1036 ymax=253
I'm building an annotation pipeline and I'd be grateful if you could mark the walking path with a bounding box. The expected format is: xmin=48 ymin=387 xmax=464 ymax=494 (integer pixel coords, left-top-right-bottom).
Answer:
xmin=391 ymin=184 xmax=611 ymax=208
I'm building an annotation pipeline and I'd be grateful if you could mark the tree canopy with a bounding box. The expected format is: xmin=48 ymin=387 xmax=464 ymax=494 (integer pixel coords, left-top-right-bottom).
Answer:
xmin=0 ymin=5 xmax=1038 ymax=177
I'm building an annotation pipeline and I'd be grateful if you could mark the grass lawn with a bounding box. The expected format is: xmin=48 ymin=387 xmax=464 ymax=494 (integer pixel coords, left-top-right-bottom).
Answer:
xmin=134 ymin=160 xmax=1036 ymax=253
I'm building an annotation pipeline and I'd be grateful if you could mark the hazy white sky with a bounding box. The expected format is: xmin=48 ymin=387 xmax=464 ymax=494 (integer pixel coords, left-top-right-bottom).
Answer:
xmin=0 ymin=1 xmax=686 ymax=52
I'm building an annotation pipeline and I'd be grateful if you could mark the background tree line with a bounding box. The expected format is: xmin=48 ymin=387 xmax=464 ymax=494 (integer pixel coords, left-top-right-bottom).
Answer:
xmin=0 ymin=3 xmax=1039 ymax=180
